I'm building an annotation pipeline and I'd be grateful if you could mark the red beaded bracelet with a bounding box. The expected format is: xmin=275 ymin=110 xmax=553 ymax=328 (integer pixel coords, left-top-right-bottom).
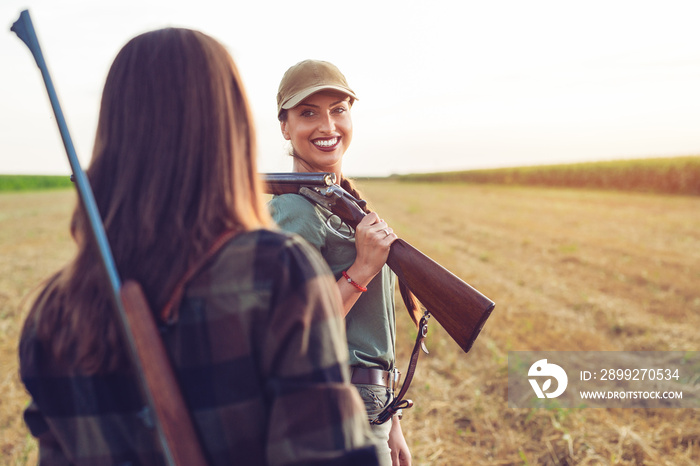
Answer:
xmin=342 ymin=271 xmax=367 ymax=292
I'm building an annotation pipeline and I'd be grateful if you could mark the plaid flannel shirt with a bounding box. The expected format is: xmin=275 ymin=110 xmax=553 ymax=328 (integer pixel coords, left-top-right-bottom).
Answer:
xmin=20 ymin=229 xmax=378 ymax=465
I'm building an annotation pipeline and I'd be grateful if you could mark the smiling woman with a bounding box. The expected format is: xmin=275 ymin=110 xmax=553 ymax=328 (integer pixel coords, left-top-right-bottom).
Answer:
xmin=276 ymin=59 xmax=358 ymax=179
xmin=280 ymin=91 xmax=354 ymax=175
xmin=270 ymin=59 xmax=412 ymax=466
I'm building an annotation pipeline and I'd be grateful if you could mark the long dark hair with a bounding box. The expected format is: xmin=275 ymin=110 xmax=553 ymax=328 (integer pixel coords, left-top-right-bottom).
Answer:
xmin=24 ymin=28 xmax=271 ymax=373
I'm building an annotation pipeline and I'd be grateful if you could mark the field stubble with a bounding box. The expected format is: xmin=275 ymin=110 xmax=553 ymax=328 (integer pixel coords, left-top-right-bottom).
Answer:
xmin=360 ymin=180 xmax=699 ymax=465
xmin=1 ymin=190 xmax=76 ymax=464
xmin=1 ymin=183 xmax=699 ymax=465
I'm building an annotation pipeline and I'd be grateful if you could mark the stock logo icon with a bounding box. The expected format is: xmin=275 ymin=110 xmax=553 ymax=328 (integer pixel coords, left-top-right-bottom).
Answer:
xmin=528 ymin=359 xmax=568 ymax=398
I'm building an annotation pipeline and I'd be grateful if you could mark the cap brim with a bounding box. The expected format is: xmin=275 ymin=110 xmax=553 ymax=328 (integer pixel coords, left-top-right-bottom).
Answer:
xmin=281 ymin=85 xmax=358 ymax=111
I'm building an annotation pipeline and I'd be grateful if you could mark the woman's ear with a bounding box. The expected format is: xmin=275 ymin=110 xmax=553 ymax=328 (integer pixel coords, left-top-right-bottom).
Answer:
xmin=280 ymin=121 xmax=291 ymax=140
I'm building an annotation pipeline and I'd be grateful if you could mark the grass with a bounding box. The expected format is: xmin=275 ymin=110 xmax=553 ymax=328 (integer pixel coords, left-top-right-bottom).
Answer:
xmin=0 ymin=175 xmax=73 ymax=192
xmin=2 ymin=176 xmax=700 ymax=465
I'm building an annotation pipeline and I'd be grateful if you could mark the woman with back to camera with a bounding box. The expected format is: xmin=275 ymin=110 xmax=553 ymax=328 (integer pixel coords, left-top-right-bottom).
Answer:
xmin=18 ymin=29 xmax=379 ymax=465
xmin=269 ymin=59 xmax=412 ymax=466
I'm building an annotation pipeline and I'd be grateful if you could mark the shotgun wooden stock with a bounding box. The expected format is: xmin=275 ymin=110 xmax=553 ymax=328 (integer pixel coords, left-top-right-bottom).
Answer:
xmin=385 ymin=240 xmax=494 ymax=352
xmin=120 ymin=282 xmax=207 ymax=465
xmin=264 ymin=173 xmax=495 ymax=353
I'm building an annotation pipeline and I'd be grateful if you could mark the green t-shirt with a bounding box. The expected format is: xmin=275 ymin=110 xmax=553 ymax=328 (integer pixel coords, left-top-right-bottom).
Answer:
xmin=268 ymin=193 xmax=396 ymax=371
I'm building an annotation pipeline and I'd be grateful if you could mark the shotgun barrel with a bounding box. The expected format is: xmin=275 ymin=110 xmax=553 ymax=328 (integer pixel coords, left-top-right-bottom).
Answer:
xmin=265 ymin=172 xmax=336 ymax=194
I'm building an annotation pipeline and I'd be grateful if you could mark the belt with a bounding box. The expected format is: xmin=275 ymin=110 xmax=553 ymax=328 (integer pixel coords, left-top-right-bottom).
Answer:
xmin=350 ymin=367 xmax=399 ymax=390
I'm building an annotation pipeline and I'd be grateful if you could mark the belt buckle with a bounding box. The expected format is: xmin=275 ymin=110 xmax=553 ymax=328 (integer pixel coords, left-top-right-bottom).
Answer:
xmin=392 ymin=368 xmax=401 ymax=392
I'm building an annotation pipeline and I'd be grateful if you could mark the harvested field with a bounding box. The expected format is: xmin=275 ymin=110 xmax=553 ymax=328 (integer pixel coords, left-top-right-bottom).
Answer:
xmin=1 ymin=182 xmax=699 ymax=465
xmin=1 ymin=190 xmax=76 ymax=464
xmin=362 ymin=180 xmax=700 ymax=465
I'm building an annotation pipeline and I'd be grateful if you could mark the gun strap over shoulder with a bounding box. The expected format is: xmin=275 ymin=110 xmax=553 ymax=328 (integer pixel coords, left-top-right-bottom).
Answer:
xmin=160 ymin=229 xmax=240 ymax=324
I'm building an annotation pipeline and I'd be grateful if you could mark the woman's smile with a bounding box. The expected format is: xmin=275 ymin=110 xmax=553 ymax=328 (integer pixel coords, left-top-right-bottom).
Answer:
xmin=313 ymin=136 xmax=340 ymax=151
xmin=281 ymin=90 xmax=353 ymax=175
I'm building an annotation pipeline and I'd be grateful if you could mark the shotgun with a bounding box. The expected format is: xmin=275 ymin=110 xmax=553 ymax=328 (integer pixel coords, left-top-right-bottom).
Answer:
xmin=11 ymin=10 xmax=206 ymax=465
xmin=264 ymin=172 xmax=495 ymax=353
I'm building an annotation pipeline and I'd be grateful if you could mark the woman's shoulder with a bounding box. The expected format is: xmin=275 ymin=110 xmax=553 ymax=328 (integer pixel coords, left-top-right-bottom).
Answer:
xmin=230 ymin=227 xmax=312 ymax=247
xmin=267 ymin=195 xmax=327 ymax=247
xmin=216 ymin=229 xmax=331 ymax=280
xmin=268 ymin=193 xmax=319 ymax=216
xmin=218 ymin=228 xmax=300 ymax=256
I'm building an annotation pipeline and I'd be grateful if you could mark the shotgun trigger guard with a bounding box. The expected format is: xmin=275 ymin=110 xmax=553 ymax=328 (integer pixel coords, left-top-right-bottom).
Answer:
xmin=298 ymin=187 xmax=353 ymax=238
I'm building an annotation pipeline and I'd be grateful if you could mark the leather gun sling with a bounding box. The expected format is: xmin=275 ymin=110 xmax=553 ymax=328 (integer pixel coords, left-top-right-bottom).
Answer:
xmin=371 ymin=312 xmax=430 ymax=425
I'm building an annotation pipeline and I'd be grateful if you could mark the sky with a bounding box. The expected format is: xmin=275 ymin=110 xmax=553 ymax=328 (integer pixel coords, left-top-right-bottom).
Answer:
xmin=2 ymin=0 xmax=700 ymax=177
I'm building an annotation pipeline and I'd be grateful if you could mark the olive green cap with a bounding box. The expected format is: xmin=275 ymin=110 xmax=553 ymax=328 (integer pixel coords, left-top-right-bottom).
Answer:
xmin=277 ymin=59 xmax=358 ymax=115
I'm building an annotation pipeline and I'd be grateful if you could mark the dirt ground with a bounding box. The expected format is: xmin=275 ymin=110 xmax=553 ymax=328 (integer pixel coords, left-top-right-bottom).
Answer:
xmin=1 ymin=183 xmax=698 ymax=465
